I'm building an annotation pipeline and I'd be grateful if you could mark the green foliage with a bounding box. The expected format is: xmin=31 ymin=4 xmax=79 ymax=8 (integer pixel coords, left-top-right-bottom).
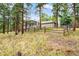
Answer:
xmin=51 ymin=16 xmax=57 ymax=21
xmin=61 ymin=16 xmax=72 ymax=25
xmin=59 ymin=4 xmax=72 ymax=26
xmin=41 ymin=13 xmax=52 ymax=21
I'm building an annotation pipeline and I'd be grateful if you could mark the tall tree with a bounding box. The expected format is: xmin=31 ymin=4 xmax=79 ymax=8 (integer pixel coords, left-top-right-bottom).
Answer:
xmin=24 ymin=3 xmax=32 ymax=31
xmin=6 ymin=3 xmax=12 ymax=33
xmin=21 ymin=3 xmax=24 ymax=34
xmin=53 ymin=3 xmax=60 ymax=28
xmin=73 ymin=3 xmax=76 ymax=31
xmin=0 ymin=4 xmax=7 ymax=33
xmin=12 ymin=3 xmax=22 ymax=35
xmin=36 ymin=3 xmax=46 ymax=29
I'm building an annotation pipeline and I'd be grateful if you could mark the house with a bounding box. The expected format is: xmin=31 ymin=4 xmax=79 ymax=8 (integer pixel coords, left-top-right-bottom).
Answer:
xmin=41 ymin=21 xmax=55 ymax=28
xmin=24 ymin=20 xmax=55 ymax=30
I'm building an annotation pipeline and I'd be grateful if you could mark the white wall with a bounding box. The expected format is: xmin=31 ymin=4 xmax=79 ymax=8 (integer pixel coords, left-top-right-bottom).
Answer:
xmin=41 ymin=23 xmax=54 ymax=28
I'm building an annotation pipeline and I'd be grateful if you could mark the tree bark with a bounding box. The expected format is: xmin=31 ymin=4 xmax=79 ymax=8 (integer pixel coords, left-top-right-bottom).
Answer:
xmin=15 ymin=13 xmax=19 ymax=35
xmin=22 ymin=4 xmax=24 ymax=34
xmin=39 ymin=7 xmax=42 ymax=29
xmin=56 ymin=3 xmax=58 ymax=28
xmin=7 ymin=11 xmax=10 ymax=33
xmin=73 ymin=3 xmax=76 ymax=31
xmin=3 ymin=13 xmax=6 ymax=34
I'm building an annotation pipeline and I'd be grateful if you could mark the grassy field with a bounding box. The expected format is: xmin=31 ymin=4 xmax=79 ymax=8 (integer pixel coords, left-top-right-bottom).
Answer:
xmin=0 ymin=28 xmax=79 ymax=56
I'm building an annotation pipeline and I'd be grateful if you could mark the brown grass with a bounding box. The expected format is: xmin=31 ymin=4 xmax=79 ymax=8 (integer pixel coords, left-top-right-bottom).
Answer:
xmin=0 ymin=29 xmax=79 ymax=56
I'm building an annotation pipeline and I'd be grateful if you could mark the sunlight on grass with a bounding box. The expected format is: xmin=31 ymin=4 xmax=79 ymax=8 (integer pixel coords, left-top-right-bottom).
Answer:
xmin=0 ymin=29 xmax=79 ymax=56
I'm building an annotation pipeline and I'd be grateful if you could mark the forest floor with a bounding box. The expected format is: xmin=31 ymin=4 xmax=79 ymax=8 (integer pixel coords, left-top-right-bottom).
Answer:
xmin=0 ymin=28 xmax=79 ymax=56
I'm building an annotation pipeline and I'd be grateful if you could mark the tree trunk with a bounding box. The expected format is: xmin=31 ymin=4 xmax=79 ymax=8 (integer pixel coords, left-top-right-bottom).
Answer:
xmin=73 ymin=3 xmax=76 ymax=31
xmin=3 ymin=14 xmax=5 ymax=34
xmin=15 ymin=18 xmax=17 ymax=35
xmin=56 ymin=3 xmax=58 ymax=28
xmin=15 ymin=13 xmax=19 ymax=35
xmin=39 ymin=7 xmax=42 ymax=29
xmin=76 ymin=6 xmax=79 ymax=28
xmin=7 ymin=11 xmax=10 ymax=33
xmin=22 ymin=4 xmax=24 ymax=34
xmin=7 ymin=18 xmax=9 ymax=33
xmin=13 ymin=19 xmax=15 ymax=31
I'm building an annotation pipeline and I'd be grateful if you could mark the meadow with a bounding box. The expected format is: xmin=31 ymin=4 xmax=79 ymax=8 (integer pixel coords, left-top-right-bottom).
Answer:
xmin=0 ymin=28 xmax=79 ymax=56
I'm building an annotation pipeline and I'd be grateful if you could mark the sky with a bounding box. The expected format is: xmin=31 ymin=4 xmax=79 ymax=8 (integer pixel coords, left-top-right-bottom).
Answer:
xmin=27 ymin=3 xmax=53 ymax=21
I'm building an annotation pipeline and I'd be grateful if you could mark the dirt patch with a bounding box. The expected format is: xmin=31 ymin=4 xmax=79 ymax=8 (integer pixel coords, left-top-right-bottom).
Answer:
xmin=46 ymin=39 xmax=79 ymax=56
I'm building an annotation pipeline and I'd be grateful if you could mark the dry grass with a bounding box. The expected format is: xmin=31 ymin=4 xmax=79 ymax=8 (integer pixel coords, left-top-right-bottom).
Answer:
xmin=0 ymin=29 xmax=79 ymax=56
